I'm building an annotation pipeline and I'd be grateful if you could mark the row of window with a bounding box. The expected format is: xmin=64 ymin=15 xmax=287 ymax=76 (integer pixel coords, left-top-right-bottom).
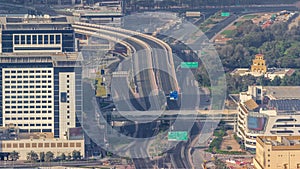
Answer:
xmin=5 ymin=95 xmax=52 ymax=99
xmin=273 ymin=124 xmax=300 ymax=128
xmin=15 ymin=123 xmax=52 ymax=127
xmin=2 ymin=142 xmax=82 ymax=149
xmin=5 ymin=100 xmax=52 ymax=104
xmin=5 ymin=85 xmax=52 ymax=89
xmin=5 ymin=110 xmax=52 ymax=114
xmin=4 ymin=80 xmax=52 ymax=84
xmin=5 ymin=116 xmax=52 ymax=120
xmin=5 ymin=105 xmax=52 ymax=109
xmin=4 ymin=75 xmax=52 ymax=79
xmin=4 ymin=70 xmax=52 ymax=74
xmin=4 ymin=90 xmax=52 ymax=94
xmin=14 ymin=34 xmax=61 ymax=45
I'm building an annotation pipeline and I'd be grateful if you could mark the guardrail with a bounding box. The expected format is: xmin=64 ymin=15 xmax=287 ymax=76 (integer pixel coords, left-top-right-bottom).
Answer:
xmin=74 ymin=24 xmax=159 ymax=96
xmin=73 ymin=22 xmax=179 ymax=91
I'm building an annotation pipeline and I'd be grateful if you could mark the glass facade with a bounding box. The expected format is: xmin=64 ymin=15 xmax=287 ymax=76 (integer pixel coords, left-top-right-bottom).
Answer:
xmin=1 ymin=30 xmax=75 ymax=53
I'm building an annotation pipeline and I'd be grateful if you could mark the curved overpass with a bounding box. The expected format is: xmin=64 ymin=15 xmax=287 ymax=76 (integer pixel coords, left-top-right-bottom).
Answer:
xmin=73 ymin=22 xmax=179 ymax=110
xmin=73 ymin=22 xmax=179 ymax=93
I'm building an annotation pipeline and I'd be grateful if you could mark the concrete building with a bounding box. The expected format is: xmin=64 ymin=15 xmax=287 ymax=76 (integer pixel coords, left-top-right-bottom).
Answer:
xmin=236 ymin=86 xmax=300 ymax=150
xmin=72 ymin=1 xmax=123 ymax=27
xmin=254 ymin=136 xmax=300 ymax=169
xmin=0 ymin=15 xmax=84 ymax=160
xmin=0 ymin=15 xmax=75 ymax=53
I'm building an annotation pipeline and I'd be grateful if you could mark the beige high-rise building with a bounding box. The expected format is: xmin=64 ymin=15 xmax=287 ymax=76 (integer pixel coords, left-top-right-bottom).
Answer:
xmin=254 ymin=136 xmax=300 ymax=169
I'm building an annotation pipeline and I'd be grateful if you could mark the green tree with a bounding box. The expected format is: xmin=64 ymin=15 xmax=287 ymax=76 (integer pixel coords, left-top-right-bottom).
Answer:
xmin=67 ymin=153 xmax=72 ymax=161
xmin=72 ymin=150 xmax=81 ymax=160
xmin=39 ymin=152 xmax=45 ymax=162
xmin=27 ymin=151 xmax=38 ymax=162
xmin=271 ymin=76 xmax=282 ymax=86
xmin=45 ymin=151 xmax=54 ymax=162
xmin=57 ymin=153 xmax=66 ymax=161
xmin=9 ymin=151 xmax=19 ymax=161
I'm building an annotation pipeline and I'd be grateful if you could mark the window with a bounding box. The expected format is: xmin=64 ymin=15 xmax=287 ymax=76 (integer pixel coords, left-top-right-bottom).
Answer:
xmin=26 ymin=35 xmax=31 ymax=44
xmin=50 ymin=35 xmax=54 ymax=44
xmin=32 ymin=35 xmax=37 ymax=44
xmin=21 ymin=35 xmax=25 ymax=44
xmin=56 ymin=35 xmax=61 ymax=44
xmin=14 ymin=35 xmax=19 ymax=44
xmin=38 ymin=35 xmax=43 ymax=44
xmin=44 ymin=35 xmax=48 ymax=44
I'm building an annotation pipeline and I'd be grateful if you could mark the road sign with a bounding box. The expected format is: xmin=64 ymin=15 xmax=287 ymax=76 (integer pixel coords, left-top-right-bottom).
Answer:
xmin=170 ymin=91 xmax=178 ymax=100
xmin=181 ymin=62 xmax=198 ymax=69
xmin=168 ymin=131 xmax=188 ymax=141
xmin=221 ymin=12 xmax=230 ymax=17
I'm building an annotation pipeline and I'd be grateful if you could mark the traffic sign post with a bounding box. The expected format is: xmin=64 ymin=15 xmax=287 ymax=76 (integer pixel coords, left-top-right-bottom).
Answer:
xmin=181 ymin=62 xmax=198 ymax=69
xmin=168 ymin=131 xmax=188 ymax=141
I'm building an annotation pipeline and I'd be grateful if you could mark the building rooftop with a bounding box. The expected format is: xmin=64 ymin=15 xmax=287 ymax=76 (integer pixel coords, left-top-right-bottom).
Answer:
xmin=0 ymin=15 xmax=73 ymax=30
xmin=0 ymin=52 xmax=82 ymax=67
xmin=244 ymin=99 xmax=259 ymax=111
xmin=264 ymin=86 xmax=300 ymax=99
xmin=0 ymin=126 xmax=54 ymax=140
xmin=259 ymin=136 xmax=300 ymax=147
xmin=268 ymin=99 xmax=300 ymax=111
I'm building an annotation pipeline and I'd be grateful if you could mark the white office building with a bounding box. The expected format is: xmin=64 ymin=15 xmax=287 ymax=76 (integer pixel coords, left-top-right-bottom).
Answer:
xmin=236 ymin=86 xmax=300 ymax=151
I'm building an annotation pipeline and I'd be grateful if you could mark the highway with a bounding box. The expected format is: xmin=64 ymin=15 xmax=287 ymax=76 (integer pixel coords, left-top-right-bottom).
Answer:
xmin=73 ymin=21 xmax=182 ymax=168
xmin=73 ymin=22 xmax=179 ymax=93
xmin=73 ymin=23 xmax=160 ymax=110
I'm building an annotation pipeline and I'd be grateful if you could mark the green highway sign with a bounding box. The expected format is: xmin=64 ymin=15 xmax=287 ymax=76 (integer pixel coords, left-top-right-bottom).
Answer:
xmin=221 ymin=12 xmax=230 ymax=17
xmin=168 ymin=131 xmax=188 ymax=141
xmin=181 ymin=62 xmax=198 ymax=69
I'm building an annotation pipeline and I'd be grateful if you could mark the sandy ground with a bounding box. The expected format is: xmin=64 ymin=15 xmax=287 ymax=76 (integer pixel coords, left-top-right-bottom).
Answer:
xmin=289 ymin=15 xmax=300 ymax=29
xmin=220 ymin=130 xmax=242 ymax=151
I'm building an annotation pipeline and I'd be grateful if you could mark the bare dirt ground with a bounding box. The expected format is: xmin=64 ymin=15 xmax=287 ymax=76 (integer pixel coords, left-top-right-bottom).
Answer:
xmin=220 ymin=130 xmax=242 ymax=151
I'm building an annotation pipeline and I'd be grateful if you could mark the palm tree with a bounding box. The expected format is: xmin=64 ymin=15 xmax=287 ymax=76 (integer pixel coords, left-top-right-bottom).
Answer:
xmin=67 ymin=153 xmax=72 ymax=161
xmin=39 ymin=152 xmax=45 ymax=162
xmin=60 ymin=153 xmax=66 ymax=161
xmin=9 ymin=151 xmax=19 ymax=161
xmin=45 ymin=151 xmax=54 ymax=162
xmin=72 ymin=150 xmax=81 ymax=160
xmin=27 ymin=151 xmax=38 ymax=162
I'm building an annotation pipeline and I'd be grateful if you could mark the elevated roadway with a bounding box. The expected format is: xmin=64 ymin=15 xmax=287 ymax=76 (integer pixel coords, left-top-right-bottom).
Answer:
xmin=73 ymin=23 xmax=160 ymax=109
xmin=73 ymin=22 xmax=179 ymax=93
